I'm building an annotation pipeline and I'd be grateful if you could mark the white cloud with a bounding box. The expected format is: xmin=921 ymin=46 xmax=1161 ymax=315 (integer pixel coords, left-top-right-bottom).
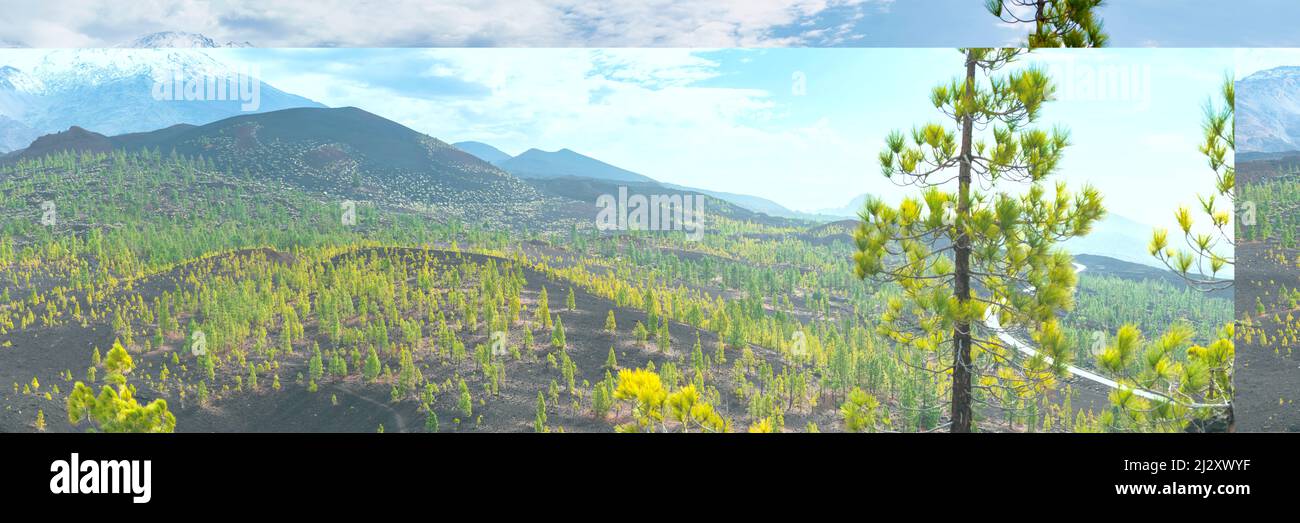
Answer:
xmin=0 ymin=0 xmax=887 ymax=47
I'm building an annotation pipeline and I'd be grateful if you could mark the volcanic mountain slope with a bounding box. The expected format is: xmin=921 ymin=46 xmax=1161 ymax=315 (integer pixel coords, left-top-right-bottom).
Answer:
xmin=0 ymin=142 xmax=1234 ymax=433
xmin=1235 ymin=154 xmax=1300 ymax=431
xmin=1239 ymin=152 xmax=1300 ymax=184
xmin=6 ymin=107 xmax=566 ymax=225
xmin=0 ymin=150 xmax=852 ymax=433
xmin=14 ymin=125 xmax=114 ymax=159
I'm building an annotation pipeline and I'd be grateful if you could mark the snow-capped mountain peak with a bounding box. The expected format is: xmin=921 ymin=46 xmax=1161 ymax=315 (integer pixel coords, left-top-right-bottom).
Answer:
xmin=0 ymin=65 xmax=44 ymax=93
xmin=1241 ymin=65 xmax=1300 ymax=83
xmin=31 ymin=47 xmax=234 ymax=92
xmin=117 ymin=31 xmax=253 ymax=49
xmin=1238 ymin=65 xmax=1300 ymax=154
xmin=0 ymin=46 xmax=321 ymax=154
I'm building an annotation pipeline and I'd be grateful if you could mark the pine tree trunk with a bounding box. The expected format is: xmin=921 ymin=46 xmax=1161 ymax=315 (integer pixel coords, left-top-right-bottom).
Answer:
xmin=950 ymin=50 xmax=977 ymax=434
xmin=1035 ymin=0 xmax=1046 ymax=32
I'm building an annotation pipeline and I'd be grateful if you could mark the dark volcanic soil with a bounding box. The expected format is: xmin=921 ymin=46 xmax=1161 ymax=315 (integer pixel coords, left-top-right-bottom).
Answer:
xmin=0 ymin=247 xmax=844 ymax=433
xmin=1235 ymin=241 xmax=1300 ymax=432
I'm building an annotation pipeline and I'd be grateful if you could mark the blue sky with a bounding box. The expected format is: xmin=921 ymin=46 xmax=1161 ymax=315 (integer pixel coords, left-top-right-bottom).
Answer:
xmin=201 ymin=47 xmax=1229 ymax=231
xmin=1 ymin=0 xmax=1298 ymax=48
xmin=1236 ymin=48 xmax=1300 ymax=78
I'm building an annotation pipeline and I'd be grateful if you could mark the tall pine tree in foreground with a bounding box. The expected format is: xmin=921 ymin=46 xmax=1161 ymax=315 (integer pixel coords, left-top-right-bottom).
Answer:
xmin=986 ymin=0 xmax=1107 ymax=48
xmin=855 ymin=48 xmax=1104 ymax=432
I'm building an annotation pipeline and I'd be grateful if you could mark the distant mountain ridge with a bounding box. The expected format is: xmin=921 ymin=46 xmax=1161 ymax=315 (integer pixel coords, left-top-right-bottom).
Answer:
xmin=453 ymin=141 xmax=512 ymax=165
xmin=453 ymin=140 xmax=842 ymax=221
xmin=811 ymin=193 xmax=869 ymax=218
xmin=6 ymin=107 xmax=546 ymax=217
xmin=498 ymin=148 xmax=656 ymax=183
xmin=117 ymin=31 xmax=253 ymax=49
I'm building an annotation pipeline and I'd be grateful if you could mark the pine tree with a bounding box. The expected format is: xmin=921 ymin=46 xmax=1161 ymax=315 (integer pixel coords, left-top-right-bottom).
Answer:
xmin=986 ymin=0 xmax=1106 ymax=48
xmin=656 ymin=321 xmax=671 ymax=353
xmin=561 ymin=352 xmax=577 ymax=395
xmin=566 ymin=287 xmax=576 ymax=311
xmin=1149 ymin=76 xmax=1234 ymax=290
xmin=633 ymin=321 xmax=649 ymax=344
xmin=604 ymin=310 xmax=617 ymax=333
xmin=309 ymin=343 xmax=324 ymax=384
xmin=66 ymin=381 xmax=176 ymax=433
xmin=856 ymin=48 xmax=1103 ymax=432
xmin=1121 ymin=77 xmax=1236 ymax=431
xmin=606 ymin=346 xmax=618 ymax=370
xmin=535 ymin=287 xmax=551 ymax=329
xmin=841 ymin=388 xmax=882 ymax=433
xmin=363 ymin=347 xmax=382 ymax=382
xmin=458 ymin=378 xmax=473 ymax=418
xmin=551 ymin=315 xmax=566 ymax=349
xmin=691 ymin=333 xmax=705 ymax=375
xmin=426 ymin=410 xmax=439 ymax=432
xmin=592 ymin=376 xmax=613 ymax=419
xmin=103 ymin=340 xmax=134 ymax=385
xmin=534 ymin=391 xmax=547 ymax=433
xmin=329 ymin=350 xmax=348 ymax=377
xmin=197 ymin=380 xmax=209 ymax=406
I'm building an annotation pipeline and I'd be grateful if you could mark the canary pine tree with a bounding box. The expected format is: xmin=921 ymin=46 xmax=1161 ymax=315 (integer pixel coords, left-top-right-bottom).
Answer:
xmin=985 ymin=0 xmax=1107 ymax=48
xmin=1115 ymin=77 xmax=1236 ymax=432
xmin=67 ymin=343 xmax=175 ymax=433
xmin=855 ymin=48 xmax=1104 ymax=432
xmin=1150 ymin=77 xmax=1234 ymax=291
xmin=66 ymin=381 xmax=176 ymax=433
xmin=1094 ymin=323 xmax=1233 ymax=432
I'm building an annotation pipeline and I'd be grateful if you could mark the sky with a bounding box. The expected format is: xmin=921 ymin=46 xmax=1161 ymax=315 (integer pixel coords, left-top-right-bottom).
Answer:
xmin=164 ymin=47 xmax=1230 ymax=229
xmin=1 ymin=0 xmax=1298 ymax=48
xmin=1236 ymin=48 xmax=1300 ymax=79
